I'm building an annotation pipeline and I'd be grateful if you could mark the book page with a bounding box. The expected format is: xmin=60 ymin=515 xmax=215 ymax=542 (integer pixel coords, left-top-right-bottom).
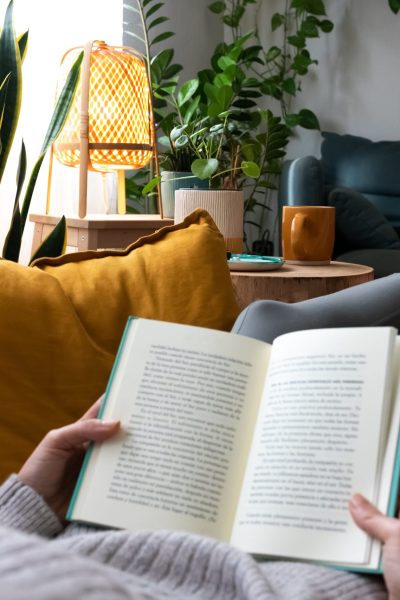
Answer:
xmin=231 ymin=327 xmax=397 ymax=566
xmin=70 ymin=318 xmax=270 ymax=540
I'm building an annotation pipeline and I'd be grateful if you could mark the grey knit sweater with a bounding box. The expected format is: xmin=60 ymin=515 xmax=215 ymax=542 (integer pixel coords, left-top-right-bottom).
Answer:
xmin=0 ymin=475 xmax=387 ymax=599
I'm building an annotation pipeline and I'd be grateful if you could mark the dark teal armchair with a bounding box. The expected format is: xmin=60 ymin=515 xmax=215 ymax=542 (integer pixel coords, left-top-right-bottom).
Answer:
xmin=278 ymin=132 xmax=400 ymax=277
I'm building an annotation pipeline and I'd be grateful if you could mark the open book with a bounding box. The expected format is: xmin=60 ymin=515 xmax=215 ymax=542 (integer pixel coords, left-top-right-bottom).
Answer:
xmin=68 ymin=318 xmax=400 ymax=573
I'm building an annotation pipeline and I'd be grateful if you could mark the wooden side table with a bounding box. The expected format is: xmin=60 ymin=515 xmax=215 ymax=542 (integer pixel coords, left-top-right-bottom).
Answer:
xmin=230 ymin=261 xmax=374 ymax=309
xmin=30 ymin=214 xmax=174 ymax=253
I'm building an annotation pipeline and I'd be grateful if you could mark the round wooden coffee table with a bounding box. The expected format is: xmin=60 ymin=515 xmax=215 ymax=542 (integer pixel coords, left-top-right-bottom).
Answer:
xmin=230 ymin=261 xmax=374 ymax=309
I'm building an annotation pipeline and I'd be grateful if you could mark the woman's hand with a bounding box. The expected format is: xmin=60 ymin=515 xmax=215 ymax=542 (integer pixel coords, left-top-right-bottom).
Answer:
xmin=19 ymin=398 xmax=120 ymax=522
xmin=349 ymin=493 xmax=400 ymax=600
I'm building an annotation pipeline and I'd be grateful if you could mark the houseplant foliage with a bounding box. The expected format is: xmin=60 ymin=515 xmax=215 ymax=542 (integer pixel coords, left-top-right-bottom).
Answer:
xmin=208 ymin=0 xmax=333 ymax=247
xmin=0 ymin=0 xmax=82 ymax=264
xmin=389 ymin=0 xmax=400 ymax=13
xmin=124 ymin=0 xmax=333 ymax=249
xmin=124 ymin=0 xmax=184 ymax=212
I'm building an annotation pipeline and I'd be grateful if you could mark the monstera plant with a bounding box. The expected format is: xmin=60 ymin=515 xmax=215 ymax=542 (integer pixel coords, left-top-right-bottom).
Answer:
xmin=0 ymin=0 xmax=82 ymax=264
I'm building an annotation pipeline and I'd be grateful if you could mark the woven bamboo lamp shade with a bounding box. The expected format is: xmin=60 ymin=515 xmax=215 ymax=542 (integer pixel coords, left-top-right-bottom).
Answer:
xmin=51 ymin=40 xmax=159 ymax=218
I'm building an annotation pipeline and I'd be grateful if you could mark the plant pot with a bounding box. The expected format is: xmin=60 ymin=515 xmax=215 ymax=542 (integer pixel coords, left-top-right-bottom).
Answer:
xmin=174 ymin=188 xmax=244 ymax=253
xmin=160 ymin=171 xmax=209 ymax=218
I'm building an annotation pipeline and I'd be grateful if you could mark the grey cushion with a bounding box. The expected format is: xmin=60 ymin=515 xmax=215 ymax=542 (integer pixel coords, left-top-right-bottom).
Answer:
xmin=336 ymin=248 xmax=400 ymax=279
xmin=231 ymin=274 xmax=400 ymax=344
xmin=328 ymin=187 xmax=400 ymax=250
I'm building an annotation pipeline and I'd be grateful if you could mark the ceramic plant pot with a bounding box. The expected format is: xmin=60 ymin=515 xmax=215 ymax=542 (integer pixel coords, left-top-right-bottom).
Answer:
xmin=174 ymin=188 xmax=244 ymax=253
xmin=160 ymin=171 xmax=209 ymax=218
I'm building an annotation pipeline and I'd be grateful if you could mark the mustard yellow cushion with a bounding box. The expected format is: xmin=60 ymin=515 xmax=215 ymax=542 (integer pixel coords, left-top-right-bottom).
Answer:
xmin=0 ymin=210 xmax=239 ymax=479
xmin=32 ymin=209 xmax=240 ymax=355
xmin=0 ymin=260 xmax=113 ymax=481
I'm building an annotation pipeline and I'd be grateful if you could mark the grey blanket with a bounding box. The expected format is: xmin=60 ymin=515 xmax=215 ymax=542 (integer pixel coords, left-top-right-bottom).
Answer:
xmin=0 ymin=475 xmax=387 ymax=599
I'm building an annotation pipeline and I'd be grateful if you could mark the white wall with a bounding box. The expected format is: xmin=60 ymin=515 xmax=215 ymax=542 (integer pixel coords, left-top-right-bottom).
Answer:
xmin=247 ymin=0 xmax=400 ymax=159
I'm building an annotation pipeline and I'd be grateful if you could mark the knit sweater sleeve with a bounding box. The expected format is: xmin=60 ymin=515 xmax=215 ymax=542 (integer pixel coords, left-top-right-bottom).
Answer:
xmin=0 ymin=474 xmax=63 ymax=538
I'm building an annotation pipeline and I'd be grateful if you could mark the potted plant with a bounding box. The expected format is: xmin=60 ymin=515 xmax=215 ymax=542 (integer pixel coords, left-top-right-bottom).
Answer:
xmin=126 ymin=0 xmax=333 ymax=251
xmin=0 ymin=0 xmax=82 ymax=264
xmin=145 ymin=33 xmax=267 ymax=251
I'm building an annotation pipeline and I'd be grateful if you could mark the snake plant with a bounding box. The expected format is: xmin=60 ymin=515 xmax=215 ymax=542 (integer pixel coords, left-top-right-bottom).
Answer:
xmin=0 ymin=0 xmax=82 ymax=264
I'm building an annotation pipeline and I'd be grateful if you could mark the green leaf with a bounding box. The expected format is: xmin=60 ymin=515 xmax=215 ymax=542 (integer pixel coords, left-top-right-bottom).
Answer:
xmin=282 ymin=78 xmax=297 ymax=95
xmin=17 ymin=30 xmax=28 ymax=62
xmin=208 ymin=1 xmax=225 ymax=14
xmin=29 ymin=216 xmax=67 ymax=264
xmin=148 ymin=16 xmax=169 ymax=30
xmin=223 ymin=4 xmax=244 ymax=27
xmin=145 ymin=2 xmax=164 ymax=18
xmin=0 ymin=0 xmax=22 ymax=183
xmin=217 ymin=55 xmax=236 ymax=70
xmin=170 ymin=125 xmax=188 ymax=142
xmin=2 ymin=138 xmax=26 ymax=261
xmin=158 ymin=135 xmax=171 ymax=148
xmin=214 ymin=72 xmax=233 ymax=87
xmin=162 ymin=64 xmax=182 ymax=79
xmin=182 ymin=95 xmax=200 ymax=124
xmin=174 ymin=134 xmax=189 ymax=148
xmin=389 ymin=0 xmax=400 ymax=13
xmin=297 ymin=108 xmax=320 ymax=129
xmin=19 ymin=51 xmax=83 ymax=232
xmin=319 ymin=19 xmax=334 ymax=32
xmin=151 ymin=31 xmax=174 ymax=45
xmin=291 ymin=51 xmax=314 ymax=73
xmin=301 ymin=18 xmax=319 ymax=37
xmin=291 ymin=0 xmax=326 ymax=16
xmin=177 ymin=78 xmax=199 ymax=106
xmin=151 ymin=48 xmax=173 ymax=69
xmin=39 ymin=51 xmax=83 ymax=155
xmin=169 ymin=125 xmax=187 ymax=142
xmin=271 ymin=12 xmax=285 ymax=31
xmin=287 ymin=33 xmax=306 ymax=49
xmin=285 ymin=113 xmax=301 ymax=128
xmin=191 ymin=158 xmax=219 ymax=179
xmin=0 ymin=73 xmax=11 ymax=130
xmin=265 ymin=149 xmax=286 ymax=160
xmin=2 ymin=202 xmax=21 ymax=261
xmin=204 ymin=83 xmax=233 ymax=115
xmin=265 ymin=46 xmax=281 ymax=62
xmin=142 ymin=175 xmax=161 ymax=195
xmin=233 ymin=98 xmax=257 ymax=109
xmin=241 ymin=161 xmax=260 ymax=178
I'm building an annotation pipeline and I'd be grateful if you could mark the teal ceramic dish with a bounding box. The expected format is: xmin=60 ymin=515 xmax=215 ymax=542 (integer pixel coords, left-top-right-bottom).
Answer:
xmin=227 ymin=254 xmax=285 ymax=271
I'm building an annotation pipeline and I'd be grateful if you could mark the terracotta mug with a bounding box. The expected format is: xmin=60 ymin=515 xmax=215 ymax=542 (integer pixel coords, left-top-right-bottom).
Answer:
xmin=282 ymin=205 xmax=336 ymax=265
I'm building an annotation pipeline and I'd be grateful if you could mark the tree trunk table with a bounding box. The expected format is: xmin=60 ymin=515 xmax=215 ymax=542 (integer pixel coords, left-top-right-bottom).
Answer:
xmin=230 ymin=261 xmax=374 ymax=309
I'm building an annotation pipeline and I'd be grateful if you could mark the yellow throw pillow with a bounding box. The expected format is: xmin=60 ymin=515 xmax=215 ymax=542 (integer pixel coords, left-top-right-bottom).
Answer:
xmin=0 ymin=210 xmax=239 ymax=480
xmin=0 ymin=260 xmax=114 ymax=481
xmin=32 ymin=209 xmax=240 ymax=355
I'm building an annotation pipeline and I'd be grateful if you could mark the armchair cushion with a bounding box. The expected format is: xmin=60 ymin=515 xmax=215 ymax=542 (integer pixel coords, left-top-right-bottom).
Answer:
xmin=327 ymin=187 xmax=400 ymax=251
xmin=321 ymin=132 xmax=400 ymax=197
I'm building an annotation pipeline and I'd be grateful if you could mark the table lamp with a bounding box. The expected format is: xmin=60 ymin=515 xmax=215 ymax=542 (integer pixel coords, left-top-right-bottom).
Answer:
xmin=49 ymin=40 xmax=159 ymax=217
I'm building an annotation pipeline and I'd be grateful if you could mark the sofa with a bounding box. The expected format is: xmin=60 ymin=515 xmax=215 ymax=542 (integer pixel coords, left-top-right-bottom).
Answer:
xmin=278 ymin=132 xmax=400 ymax=277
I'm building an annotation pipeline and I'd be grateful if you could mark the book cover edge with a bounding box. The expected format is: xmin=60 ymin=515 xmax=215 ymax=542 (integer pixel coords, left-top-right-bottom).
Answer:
xmin=66 ymin=316 xmax=137 ymax=520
